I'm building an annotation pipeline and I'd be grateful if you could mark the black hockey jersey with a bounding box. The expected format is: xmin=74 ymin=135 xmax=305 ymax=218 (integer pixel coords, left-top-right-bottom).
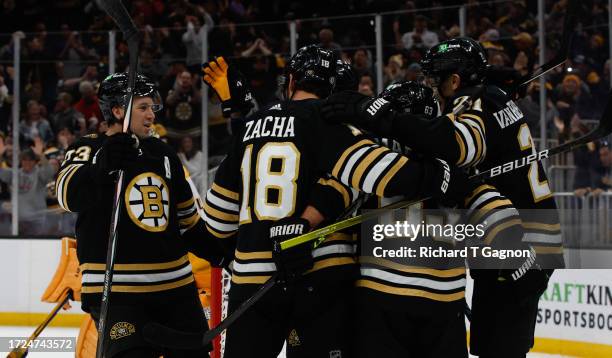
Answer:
xmin=311 ymin=142 xmax=527 ymax=307
xmin=204 ymin=99 xmax=436 ymax=297
xmin=56 ymin=133 xmax=227 ymax=310
xmin=388 ymin=85 xmax=563 ymax=268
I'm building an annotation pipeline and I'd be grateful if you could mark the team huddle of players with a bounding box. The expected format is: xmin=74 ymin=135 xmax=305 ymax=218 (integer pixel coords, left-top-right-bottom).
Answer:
xmin=58 ymin=37 xmax=563 ymax=358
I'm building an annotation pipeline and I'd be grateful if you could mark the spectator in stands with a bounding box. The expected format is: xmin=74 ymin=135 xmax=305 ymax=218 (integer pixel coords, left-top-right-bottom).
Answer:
xmin=139 ymin=47 xmax=166 ymax=81
xmin=159 ymin=61 xmax=187 ymax=99
xmin=177 ymin=136 xmax=205 ymax=195
xmin=399 ymin=15 xmax=439 ymax=51
xmin=318 ymin=28 xmax=342 ymax=56
xmin=73 ymin=81 xmax=102 ymax=133
xmin=358 ymin=73 xmax=375 ymax=97
xmin=479 ymin=28 xmax=503 ymax=52
xmin=51 ymin=92 xmax=85 ymax=136
xmin=574 ymin=141 xmax=611 ymax=197
xmin=59 ymin=64 xmax=99 ymax=94
xmin=0 ymin=73 xmax=10 ymax=133
xmin=352 ymin=48 xmax=374 ymax=79
xmin=164 ymin=70 xmax=201 ymax=140
xmin=0 ymin=138 xmax=58 ymax=235
xmin=20 ymin=100 xmax=54 ymax=145
xmin=383 ymin=54 xmax=405 ymax=86
xmin=0 ymin=135 xmax=12 ymax=168
xmin=553 ymin=73 xmax=594 ymax=141
xmin=238 ymin=37 xmax=279 ymax=104
xmin=597 ymin=144 xmax=611 ymax=192
xmin=183 ymin=13 xmax=214 ymax=73
xmin=55 ymin=126 xmax=76 ymax=154
xmin=58 ymin=31 xmax=95 ymax=79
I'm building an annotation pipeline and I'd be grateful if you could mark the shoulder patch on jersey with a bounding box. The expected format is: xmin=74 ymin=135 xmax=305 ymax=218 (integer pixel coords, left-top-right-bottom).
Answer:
xmin=269 ymin=103 xmax=282 ymax=110
xmin=83 ymin=133 xmax=98 ymax=139
xmin=125 ymin=172 xmax=170 ymax=232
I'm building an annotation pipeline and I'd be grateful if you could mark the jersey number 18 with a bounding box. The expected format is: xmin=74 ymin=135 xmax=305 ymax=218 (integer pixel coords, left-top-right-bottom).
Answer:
xmin=239 ymin=143 xmax=300 ymax=223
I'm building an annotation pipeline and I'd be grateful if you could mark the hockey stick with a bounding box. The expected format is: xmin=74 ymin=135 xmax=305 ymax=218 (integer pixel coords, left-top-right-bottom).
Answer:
xmin=512 ymin=0 xmax=579 ymax=94
xmin=144 ymin=89 xmax=612 ymax=351
xmin=6 ymin=290 xmax=72 ymax=358
xmin=96 ymin=1 xmax=139 ymax=357
xmin=144 ymin=274 xmax=277 ymax=352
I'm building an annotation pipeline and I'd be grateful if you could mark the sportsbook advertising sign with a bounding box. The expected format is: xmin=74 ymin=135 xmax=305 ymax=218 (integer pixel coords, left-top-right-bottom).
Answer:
xmin=533 ymin=270 xmax=612 ymax=356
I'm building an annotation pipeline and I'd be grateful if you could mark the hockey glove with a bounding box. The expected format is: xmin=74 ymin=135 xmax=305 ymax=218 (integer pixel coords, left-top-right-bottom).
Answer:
xmin=202 ymin=57 xmax=254 ymax=117
xmin=320 ymin=91 xmax=395 ymax=136
xmin=94 ymin=133 xmax=139 ymax=181
xmin=270 ymin=217 xmax=313 ymax=284
xmin=423 ymin=158 xmax=472 ymax=208
xmin=470 ymin=246 xmax=550 ymax=304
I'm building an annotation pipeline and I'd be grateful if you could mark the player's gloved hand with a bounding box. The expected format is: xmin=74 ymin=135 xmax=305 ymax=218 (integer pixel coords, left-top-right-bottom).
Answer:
xmin=470 ymin=244 xmax=549 ymax=302
xmin=202 ymin=57 xmax=254 ymax=117
xmin=423 ymin=158 xmax=472 ymax=208
xmin=270 ymin=217 xmax=313 ymax=283
xmin=94 ymin=133 xmax=139 ymax=180
xmin=320 ymin=91 xmax=395 ymax=136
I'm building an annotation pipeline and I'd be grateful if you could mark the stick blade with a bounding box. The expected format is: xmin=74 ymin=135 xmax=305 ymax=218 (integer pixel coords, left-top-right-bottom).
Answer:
xmin=143 ymin=322 xmax=206 ymax=351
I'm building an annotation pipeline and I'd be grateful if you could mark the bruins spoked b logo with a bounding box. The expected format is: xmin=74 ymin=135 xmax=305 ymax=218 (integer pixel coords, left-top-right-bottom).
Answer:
xmin=125 ymin=172 xmax=170 ymax=232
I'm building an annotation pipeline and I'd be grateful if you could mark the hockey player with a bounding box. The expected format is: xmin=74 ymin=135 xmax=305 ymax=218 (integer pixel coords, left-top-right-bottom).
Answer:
xmin=321 ymin=37 xmax=562 ymax=358
xmin=201 ymin=45 xmax=472 ymax=358
xmin=56 ymin=72 xmax=231 ymax=357
xmin=286 ymin=80 xmax=528 ymax=358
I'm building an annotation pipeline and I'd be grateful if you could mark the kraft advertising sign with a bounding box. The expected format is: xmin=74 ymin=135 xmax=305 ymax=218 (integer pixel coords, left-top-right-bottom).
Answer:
xmin=533 ymin=270 xmax=612 ymax=357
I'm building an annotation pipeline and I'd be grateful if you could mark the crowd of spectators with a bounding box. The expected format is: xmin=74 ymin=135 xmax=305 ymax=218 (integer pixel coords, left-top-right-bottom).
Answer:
xmin=0 ymin=0 xmax=610 ymax=235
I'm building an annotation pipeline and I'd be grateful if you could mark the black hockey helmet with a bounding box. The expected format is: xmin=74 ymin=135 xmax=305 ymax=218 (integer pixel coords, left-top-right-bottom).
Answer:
xmin=98 ymin=72 xmax=162 ymax=124
xmin=380 ymin=80 xmax=439 ymax=120
xmin=421 ymin=37 xmax=488 ymax=88
xmin=282 ymin=45 xmax=337 ymax=98
xmin=334 ymin=59 xmax=358 ymax=92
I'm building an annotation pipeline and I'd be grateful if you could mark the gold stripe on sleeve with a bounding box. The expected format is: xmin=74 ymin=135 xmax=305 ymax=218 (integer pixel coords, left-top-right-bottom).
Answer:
xmin=351 ymin=147 xmax=388 ymax=189
xmin=374 ymin=156 xmax=408 ymax=196
xmin=464 ymin=184 xmax=496 ymax=206
xmin=212 ymin=183 xmax=239 ymax=201
xmin=206 ymin=225 xmax=236 ymax=239
xmin=533 ymin=246 xmax=564 ymax=254
xmin=177 ymin=197 xmax=195 ymax=209
xmin=235 ymin=250 xmax=273 ymax=260
xmin=455 ymin=132 xmax=467 ymax=165
xmin=522 ymin=222 xmax=561 ymax=232
xmin=231 ymin=275 xmax=271 ymax=285
xmin=483 ymin=218 xmax=522 ymax=245
xmin=331 ymin=139 xmax=374 ymax=178
xmin=466 ymin=121 xmax=484 ymax=164
xmin=471 ymin=199 xmax=513 ymax=224
xmin=204 ymin=201 xmax=239 ymax=221
xmin=307 ymin=257 xmax=356 ymax=273
xmin=462 ymin=113 xmax=486 ymax=133
xmin=179 ymin=212 xmax=200 ymax=230
xmin=62 ymin=165 xmax=82 ymax=212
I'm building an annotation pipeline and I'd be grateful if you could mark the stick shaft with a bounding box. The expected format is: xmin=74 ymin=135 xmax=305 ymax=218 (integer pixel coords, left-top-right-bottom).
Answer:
xmin=7 ymin=291 xmax=71 ymax=358
xmin=201 ymin=275 xmax=277 ymax=346
xmin=96 ymin=2 xmax=140 ymax=356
